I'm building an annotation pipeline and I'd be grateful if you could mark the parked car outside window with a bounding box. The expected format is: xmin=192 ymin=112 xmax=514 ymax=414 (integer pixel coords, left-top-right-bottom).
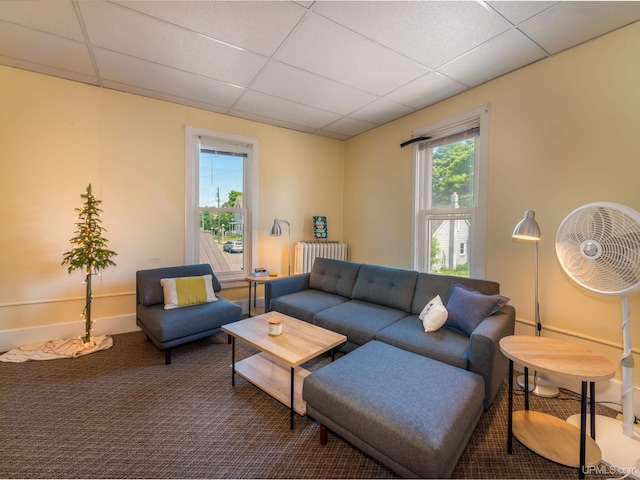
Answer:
xmin=223 ymin=240 xmax=243 ymax=253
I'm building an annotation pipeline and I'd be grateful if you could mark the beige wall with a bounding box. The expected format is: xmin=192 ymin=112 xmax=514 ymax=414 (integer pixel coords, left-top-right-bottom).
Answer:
xmin=0 ymin=66 xmax=344 ymax=335
xmin=2 ymin=21 xmax=639 ymax=396
xmin=344 ymin=22 xmax=640 ymax=388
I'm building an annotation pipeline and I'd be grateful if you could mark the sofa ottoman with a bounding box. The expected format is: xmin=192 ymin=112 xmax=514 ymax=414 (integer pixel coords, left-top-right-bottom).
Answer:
xmin=303 ymin=340 xmax=485 ymax=479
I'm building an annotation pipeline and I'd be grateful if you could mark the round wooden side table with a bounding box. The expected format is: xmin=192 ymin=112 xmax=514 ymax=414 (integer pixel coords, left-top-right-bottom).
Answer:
xmin=499 ymin=335 xmax=615 ymax=479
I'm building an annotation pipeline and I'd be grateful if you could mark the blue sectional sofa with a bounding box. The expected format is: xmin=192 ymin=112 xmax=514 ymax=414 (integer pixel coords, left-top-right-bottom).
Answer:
xmin=264 ymin=257 xmax=515 ymax=409
xmin=265 ymin=258 xmax=515 ymax=477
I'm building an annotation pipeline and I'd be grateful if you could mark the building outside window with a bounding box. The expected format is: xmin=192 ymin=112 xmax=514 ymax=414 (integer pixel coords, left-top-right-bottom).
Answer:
xmin=185 ymin=126 xmax=258 ymax=283
xmin=411 ymin=105 xmax=489 ymax=278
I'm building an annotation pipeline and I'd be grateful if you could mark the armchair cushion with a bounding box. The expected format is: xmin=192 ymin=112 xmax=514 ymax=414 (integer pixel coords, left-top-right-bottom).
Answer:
xmin=160 ymin=274 xmax=217 ymax=309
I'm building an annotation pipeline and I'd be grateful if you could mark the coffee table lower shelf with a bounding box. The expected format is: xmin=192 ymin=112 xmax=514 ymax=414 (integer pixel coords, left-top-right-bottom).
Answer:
xmin=234 ymin=353 xmax=311 ymax=415
xmin=513 ymin=411 xmax=602 ymax=468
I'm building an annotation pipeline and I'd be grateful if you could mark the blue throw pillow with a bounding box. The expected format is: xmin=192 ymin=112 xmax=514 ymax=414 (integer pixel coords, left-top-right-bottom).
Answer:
xmin=444 ymin=283 xmax=509 ymax=336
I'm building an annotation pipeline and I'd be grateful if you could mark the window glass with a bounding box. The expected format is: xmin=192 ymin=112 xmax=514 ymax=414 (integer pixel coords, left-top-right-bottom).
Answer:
xmin=411 ymin=106 xmax=488 ymax=278
xmin=185 ymin=127 xmax=258 ymax=283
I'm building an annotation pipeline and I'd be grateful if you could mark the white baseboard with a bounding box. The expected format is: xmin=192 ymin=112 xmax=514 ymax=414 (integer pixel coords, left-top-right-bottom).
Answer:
xmin=0 ymin=298 xmax=256 ymax=353
xmin=0 ymin=314 xmax=139 ymax=353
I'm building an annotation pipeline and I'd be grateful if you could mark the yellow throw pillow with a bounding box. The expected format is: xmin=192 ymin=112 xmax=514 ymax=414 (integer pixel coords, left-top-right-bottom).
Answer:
xmin=160 ymin=275 xmax=217 ymax=310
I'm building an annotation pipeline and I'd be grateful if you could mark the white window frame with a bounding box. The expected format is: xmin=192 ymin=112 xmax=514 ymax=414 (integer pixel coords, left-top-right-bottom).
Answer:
xmin=185 ymin=126 xmax=259 ymax=285
xmin=411 ymin=105 xmax=489 ymax=278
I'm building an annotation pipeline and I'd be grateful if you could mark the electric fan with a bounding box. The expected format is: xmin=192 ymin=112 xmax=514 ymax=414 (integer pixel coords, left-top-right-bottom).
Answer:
xmin=556 ymin=202 xmax=640 ymax=475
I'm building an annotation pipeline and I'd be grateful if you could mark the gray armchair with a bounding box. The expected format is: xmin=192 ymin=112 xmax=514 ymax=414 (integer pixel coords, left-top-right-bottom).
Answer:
xmin=136 ymin=264 xmax=243 ymax=364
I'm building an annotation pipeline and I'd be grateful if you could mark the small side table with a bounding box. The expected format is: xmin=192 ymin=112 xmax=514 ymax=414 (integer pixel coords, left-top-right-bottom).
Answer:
xmin=245 ymin=274 xmax=276 ymax=317
xmin=499 ymin=335 xmax=615 ymax=479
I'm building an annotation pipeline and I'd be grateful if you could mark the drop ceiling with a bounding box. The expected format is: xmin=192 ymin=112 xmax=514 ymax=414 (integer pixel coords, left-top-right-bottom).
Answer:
xmin=1 ymin=1 xmax=639 ymax=140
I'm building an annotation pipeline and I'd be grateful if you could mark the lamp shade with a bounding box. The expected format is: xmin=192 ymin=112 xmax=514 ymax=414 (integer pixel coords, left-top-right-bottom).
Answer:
xmin=269 ymin=218 xmax=282 ymax=236
xmin=513 ymin=210 xmax=540 ymax=241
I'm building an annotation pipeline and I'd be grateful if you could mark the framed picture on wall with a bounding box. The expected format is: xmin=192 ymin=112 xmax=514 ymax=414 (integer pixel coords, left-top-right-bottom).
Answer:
xmin=313 ymin=216 xmax=327 ymax=239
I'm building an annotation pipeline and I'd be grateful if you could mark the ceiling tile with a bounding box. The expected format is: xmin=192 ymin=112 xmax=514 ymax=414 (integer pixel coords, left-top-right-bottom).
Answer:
xmin=487 ymin=1 xmax=558 ymax=25
xmin=385 ymin=72 xmax=468 ymax=110
xmin=313 ymin=1 xmax=511 ymax=67
xmin=275 ymin=12 xmax=428 ymax=96
xmin=114 ymin=0 xmax=307 ymax=57
xmin=438 ymin=29 xmax=547 ymax=87
xmin=78 ymin=1 xmax=267 ymax=87
xmin=95 ymin=48 xmax=244 ymax=109
xmin=312 ymin=129 xmax=350 ymax=141
xmin=232 ymin=90 xmax=342 ymax=130
xmin=250 ymin=61 xmax=376 ymax=115
xmin=0 ymin=0 xmax=85 ymax=41
xmin=349 ymin=98 xmax=416 ymax=126
xmin=0 ymin=55 xmax=99 ymax=86
xmin=100 ymin=80 xmax=231 ymax=115
xmin=519 ymin=1 xmax=640 ymax=54
xmin=226 ymin=110 xmax=316 ymax=134
xmin=0 ymin=21 xmax=95 ymax=76
xmin=321 ymin=116 xmax=379 ymax=138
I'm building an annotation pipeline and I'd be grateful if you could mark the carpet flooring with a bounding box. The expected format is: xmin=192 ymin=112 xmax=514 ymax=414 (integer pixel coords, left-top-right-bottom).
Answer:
xmin=0 ymin=330 xmax=621 ymax=479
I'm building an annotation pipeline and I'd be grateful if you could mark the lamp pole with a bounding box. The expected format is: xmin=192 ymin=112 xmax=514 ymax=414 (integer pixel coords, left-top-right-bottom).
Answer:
xmin=513 ymin=210 xmax=559 ymax=398
xmin=270 ymin=218 xmax=291 ymax=276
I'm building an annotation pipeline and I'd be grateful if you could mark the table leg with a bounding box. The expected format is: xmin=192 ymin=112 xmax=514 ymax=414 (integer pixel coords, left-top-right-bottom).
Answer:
xmin=590 ymin=382 xmax=596 ymax=440
xmin=524 ymin=366 xmax=530 ymax=411
xmin=580 ymin=381 xmax=587 ymax=479
xmin=508 ymin=359 xmax=513 ymax=454
xmin=290 ymin=367 xmax=295 ymax=430
xmin=231 ymin=336 xmax=236 ymax=387
xmin=247 ymin=282 xmax=252 ymax=317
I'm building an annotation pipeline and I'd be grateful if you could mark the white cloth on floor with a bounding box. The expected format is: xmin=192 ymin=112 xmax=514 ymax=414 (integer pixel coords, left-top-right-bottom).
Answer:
xmin=0 ymin=335 xmax=113 ymax=362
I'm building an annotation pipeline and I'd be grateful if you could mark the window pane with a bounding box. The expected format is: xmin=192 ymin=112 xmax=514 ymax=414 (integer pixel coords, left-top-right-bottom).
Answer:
xmin=430 ymin=138 xmax=476 ymax=209
xmin=199 ymin=150 xmax=245 ymax=275
xmin=199 ymin=211 xmax=244 ymax=274
xmin=426 ymin=213 xmax=471 ymax=277
xmin=199 ymin=151 xmax=244 ymax=208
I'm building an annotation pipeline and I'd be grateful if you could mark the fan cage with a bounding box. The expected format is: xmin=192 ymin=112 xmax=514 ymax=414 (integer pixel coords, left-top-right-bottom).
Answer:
xmin=556 ymin=202 xmax=640 ymax=296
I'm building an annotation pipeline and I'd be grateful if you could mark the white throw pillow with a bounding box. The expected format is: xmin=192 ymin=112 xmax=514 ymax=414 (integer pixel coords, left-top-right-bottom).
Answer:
xmin=419 ymin=295 xmax=448 ymax=332
xmin=160 ymin=274 xmax=217 ymax=310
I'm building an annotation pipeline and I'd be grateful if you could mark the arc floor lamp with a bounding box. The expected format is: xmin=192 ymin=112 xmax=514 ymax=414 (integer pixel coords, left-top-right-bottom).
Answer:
xmin=512 ymin=210 xmax=559 ymax=398
xmin=270 ymin=218 xmax=291 ymax=276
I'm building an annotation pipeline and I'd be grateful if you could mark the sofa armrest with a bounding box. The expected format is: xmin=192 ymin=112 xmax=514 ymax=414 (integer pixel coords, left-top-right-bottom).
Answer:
xmin=264 ymin=274 xmax=310 ymax=312
xmin=468 ymin=304 xmax=515 ymax=409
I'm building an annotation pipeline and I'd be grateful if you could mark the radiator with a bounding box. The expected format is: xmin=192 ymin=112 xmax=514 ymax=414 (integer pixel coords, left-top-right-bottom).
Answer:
xmin=294 ymin=242 xmax=348 ymax=274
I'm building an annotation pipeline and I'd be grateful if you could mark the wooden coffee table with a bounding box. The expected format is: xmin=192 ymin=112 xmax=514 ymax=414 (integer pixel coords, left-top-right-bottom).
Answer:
xmin=222 ymin=312 xmax=347 ymax=429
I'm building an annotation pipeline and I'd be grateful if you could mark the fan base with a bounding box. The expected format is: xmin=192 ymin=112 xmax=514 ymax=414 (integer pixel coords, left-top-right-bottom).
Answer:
xmin=516 ymin=374 xmax=560 ymax=398
xmin=567 ymin=414 xmax=640 ymax=479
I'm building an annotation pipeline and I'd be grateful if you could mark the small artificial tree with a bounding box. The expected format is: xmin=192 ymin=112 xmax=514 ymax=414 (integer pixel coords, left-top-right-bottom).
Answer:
xmin=62 ymin=184 xmax=117 ymax=345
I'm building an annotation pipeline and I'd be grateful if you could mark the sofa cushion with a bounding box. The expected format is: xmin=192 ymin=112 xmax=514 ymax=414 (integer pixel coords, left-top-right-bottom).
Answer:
xmin=269 ymin=289 xmax=349 ymax=324
xmin=160 ymin=274 xmax=217 ymax=309
xmin=351 ymin=264 xmax=418 ymax=312
xmin=444 ymin=283 xmax=509 ymax=336
xmin=419 ymin=294 xmax=448 ymax=332
xmin=313 ymin=300 xmax=408 ymax=346
xmin=410 ymin=273 xmax=501 ymax=316
xmin=309 ymin=258 xmax=360 ymax=298
xmin=376 ymin=316 xmax=470 ymax=370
